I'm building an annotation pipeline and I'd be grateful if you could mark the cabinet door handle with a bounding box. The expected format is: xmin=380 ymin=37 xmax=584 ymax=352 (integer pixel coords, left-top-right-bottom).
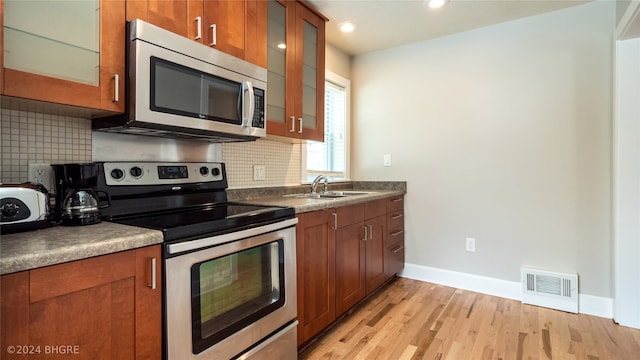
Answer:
xmin=195 ymin=16 xmax=202 ymax=40
xmin=391 ymin=230 xmax=404 ymax=237
xmin=392 ymin=198 xmax=403 ymax=202
xmin=332 ymin=213 xmax=337 ymax=230
xmin=391 ymin=244 xmax=404 ymax=253
xmin=289 ymin=116 xmax=296 ymax=133
xmin=363 ymin=225 xmax=368 ymax=241
xmin=298 ymin=118 xmax=303 ymax=133
xmin=149 ymin=257 xmax=157 ymax=290
xmin=391 ymin=213 xmax=403 ymax=220
xmin=113 ymin=74 xmax=119 ymax=102
xmin=210 ymin=24 xmax=217 ymax=46
xmin=369 ymin=224 xmax=373 ymax=240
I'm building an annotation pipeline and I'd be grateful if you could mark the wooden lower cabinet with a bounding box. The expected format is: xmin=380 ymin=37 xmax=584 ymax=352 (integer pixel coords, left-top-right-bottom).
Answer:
xmin=296 ymin=209 xmax=336 ymax=345
xmin=334 ymin=200 xmax=388 ymax=317
xmin=0 ymin=245 xmax=162 ymax=360
xmin=296 ymin=196 xmax=405 ymax=346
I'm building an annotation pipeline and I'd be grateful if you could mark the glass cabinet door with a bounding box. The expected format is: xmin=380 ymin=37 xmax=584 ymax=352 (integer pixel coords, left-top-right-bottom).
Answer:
xmin=295 ymin=4 xmax=325 ymax=141
xmin=4 ymin=0 xmax=100 ymax=86
xmin=266 ymin=0 xmax=289 ymax=133
xmin=266 ymin=0 xmax=325 ymax=141
xmin=301 ymin=20 xmax=318 ymax=134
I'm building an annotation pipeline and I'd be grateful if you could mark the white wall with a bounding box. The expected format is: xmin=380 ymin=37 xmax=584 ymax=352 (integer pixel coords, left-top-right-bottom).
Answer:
xmin=352 ymin=1 xmax=615 ymax=298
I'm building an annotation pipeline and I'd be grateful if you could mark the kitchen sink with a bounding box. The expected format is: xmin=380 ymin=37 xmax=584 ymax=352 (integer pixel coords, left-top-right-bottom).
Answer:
xmin=288 ymin=191 xmax=374 ymax=199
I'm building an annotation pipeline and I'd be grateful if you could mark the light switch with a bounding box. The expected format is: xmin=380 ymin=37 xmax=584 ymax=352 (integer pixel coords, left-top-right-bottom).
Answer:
xmin=383 ymin=154 xmax=392 ymax=167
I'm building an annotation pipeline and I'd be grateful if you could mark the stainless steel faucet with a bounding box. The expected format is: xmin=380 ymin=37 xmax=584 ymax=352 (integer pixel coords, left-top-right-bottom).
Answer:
xmin=310 ymin=175 xmax=328 ymax=194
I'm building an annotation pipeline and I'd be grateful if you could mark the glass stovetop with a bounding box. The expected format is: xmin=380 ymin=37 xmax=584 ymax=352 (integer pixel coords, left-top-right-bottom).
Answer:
xmin=109 ymin=203 xmax=294 ymax=242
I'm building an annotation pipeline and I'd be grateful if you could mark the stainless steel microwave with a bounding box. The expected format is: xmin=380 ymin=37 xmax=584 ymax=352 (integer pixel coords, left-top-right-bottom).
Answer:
xmin=93 ymin=19 xmax=267 ymax=142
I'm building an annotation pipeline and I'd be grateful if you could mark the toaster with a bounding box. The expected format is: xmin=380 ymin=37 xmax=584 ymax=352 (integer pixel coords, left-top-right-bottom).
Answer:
xmin=0 ymin=183 xmax=51 ymax=234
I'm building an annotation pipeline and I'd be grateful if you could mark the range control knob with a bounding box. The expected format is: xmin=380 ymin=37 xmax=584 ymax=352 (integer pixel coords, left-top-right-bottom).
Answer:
xmin=110 ymin=168 xmax=125 ymax=180
xmin=211 ymin=167 xmax=221 ymax=177
xmin=130 ymin=166 xmax=143 ymax=178
xmin=199 ymin=166 xmax=209 ymax=176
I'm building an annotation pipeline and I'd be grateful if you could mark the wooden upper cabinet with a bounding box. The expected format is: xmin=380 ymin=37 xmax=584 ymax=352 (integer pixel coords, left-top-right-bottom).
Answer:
xmin=0 ymin=245 xmax=162 ymax=360
xmin=126 ymin=0 xmax=189 ymax=36
xmin=2 ymin=0 xmax=125 ymax=112
xmin=131 ymin=0 xmax=267 ymax=67
xmin=266 ymin=0 xmax=326 ymax=141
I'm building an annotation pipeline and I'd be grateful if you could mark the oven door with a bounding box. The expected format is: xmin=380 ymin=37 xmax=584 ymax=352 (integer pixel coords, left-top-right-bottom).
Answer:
xmin=165 ymin=219 xmax=297 ymax=360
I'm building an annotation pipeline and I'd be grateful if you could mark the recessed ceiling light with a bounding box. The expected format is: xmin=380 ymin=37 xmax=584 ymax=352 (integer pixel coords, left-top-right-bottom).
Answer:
xmin=276 ymin=42 xmax=286 ymax=50
xmin=427 ymin=0 xmax=448 ymax=9
xmin=339 ymin=22 xmax=356 ymax=33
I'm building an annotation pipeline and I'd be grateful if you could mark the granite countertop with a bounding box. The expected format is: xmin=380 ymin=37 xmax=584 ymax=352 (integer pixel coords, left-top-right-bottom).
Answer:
xmin=228 ymin=181 xmax=407 ymax=213
xmin=0 ymin=222 xmax=163 ymax=275
xmin=0 ymin=181 xmax=406 ymax=275
xmin=248 ymin=189 xmax=406 ymax=213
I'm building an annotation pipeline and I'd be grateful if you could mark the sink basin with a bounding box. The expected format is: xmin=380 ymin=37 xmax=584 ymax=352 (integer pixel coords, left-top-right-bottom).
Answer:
xmin=288 ymin=191 xmax=374 ymax=199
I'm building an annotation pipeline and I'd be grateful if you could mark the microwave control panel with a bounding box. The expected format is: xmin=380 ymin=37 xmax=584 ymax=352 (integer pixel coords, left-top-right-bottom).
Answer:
xmin=252 ymin=88 xmax=265 ymax=129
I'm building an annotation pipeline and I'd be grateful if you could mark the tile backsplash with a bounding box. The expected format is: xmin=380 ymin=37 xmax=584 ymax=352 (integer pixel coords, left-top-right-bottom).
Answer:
xmin=1 ymin=105 xmax=301 ymax=188
xmin=0 ymin=107 xmax=92 ymax=183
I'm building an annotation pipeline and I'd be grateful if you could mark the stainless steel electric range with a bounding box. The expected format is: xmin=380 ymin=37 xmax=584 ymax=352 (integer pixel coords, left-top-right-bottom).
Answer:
xmin=96 ymin=161 xmax=298 ymax=360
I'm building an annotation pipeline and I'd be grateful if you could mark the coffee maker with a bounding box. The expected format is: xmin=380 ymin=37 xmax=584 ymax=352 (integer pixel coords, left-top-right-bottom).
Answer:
xmin=52 ymin=163 xmax=111 ymax=226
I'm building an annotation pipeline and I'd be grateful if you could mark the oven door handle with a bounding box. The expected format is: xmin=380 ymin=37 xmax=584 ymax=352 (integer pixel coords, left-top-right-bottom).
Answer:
xmin=166 ymin=218 xmax=299 ymax=255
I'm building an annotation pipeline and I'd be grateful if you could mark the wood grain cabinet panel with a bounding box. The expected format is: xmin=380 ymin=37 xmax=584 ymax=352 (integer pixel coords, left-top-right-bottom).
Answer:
xmin=295 ymin=209 xmax=336 ymax=346
xmin=0 ymin=245 xmax=161 ymax=360
xmin=127 ymin=0 xmax=189 ymax=36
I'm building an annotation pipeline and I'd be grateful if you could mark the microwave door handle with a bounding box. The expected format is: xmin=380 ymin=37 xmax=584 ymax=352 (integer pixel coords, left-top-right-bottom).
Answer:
xmin=241 ymin=81 xmax=255 ymax=127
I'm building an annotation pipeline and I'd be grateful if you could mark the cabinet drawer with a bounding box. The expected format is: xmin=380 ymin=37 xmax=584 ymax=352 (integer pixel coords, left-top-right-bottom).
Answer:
xmin=336 ymin=203 xmax=364 ymax=228
xmin=387 ymin=210 xmax=404 ymax=230
xmin=386 ymin=227 xmax=405 ymax=247
xmin=364 ymin=199 xmax=386 ymax=219
xmin=387 ymin=196 xmax=404 ymax=213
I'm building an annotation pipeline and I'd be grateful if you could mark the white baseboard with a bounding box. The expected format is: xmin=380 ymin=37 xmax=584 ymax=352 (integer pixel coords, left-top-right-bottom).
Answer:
xmin=399 ymin=263 xmax=613 ymax=319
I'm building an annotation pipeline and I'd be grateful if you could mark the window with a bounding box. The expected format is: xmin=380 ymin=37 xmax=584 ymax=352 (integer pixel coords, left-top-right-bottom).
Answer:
xmin=303 ymin=71 xmax=350 ymax=182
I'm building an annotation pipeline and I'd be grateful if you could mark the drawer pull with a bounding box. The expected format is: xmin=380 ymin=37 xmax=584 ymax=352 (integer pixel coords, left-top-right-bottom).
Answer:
xmin=391 ymin=244 xmax=404 ymax=253
xmin=391 ymin=230 xmax=404 ymax=237
xmin=392 ymin=198 xmax=403 ymax=202
xmin=391 ymin=213 xmax=403 ymax=220
xmin=149 ymin=257 xmax=157 ymax=290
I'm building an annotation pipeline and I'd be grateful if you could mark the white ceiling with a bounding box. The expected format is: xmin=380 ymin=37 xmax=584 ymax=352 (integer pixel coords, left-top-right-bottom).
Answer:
xmin=307 ymin=0 xmax=591 ymax=56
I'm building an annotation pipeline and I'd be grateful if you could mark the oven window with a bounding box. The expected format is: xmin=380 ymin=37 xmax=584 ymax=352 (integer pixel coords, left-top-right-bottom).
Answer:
xmin=190 ymin=240 xmax=285 ymax=354
xmin=150 ymin=57 xmax=242 ymax=125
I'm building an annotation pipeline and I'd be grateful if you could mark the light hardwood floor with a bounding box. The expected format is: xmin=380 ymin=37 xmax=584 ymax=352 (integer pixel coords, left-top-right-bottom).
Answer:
xmin=299 ymin=277 xmax=640 ymax=360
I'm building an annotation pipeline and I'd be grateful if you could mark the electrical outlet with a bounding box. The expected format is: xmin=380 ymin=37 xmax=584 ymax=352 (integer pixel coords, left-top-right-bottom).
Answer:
xmin=253 ymin=165 xmax=266 ymax=181
xmin=28 ymin=163 xmax=53 ymax=191
xmin=466 ymin=238 xmax=476 ymax=253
